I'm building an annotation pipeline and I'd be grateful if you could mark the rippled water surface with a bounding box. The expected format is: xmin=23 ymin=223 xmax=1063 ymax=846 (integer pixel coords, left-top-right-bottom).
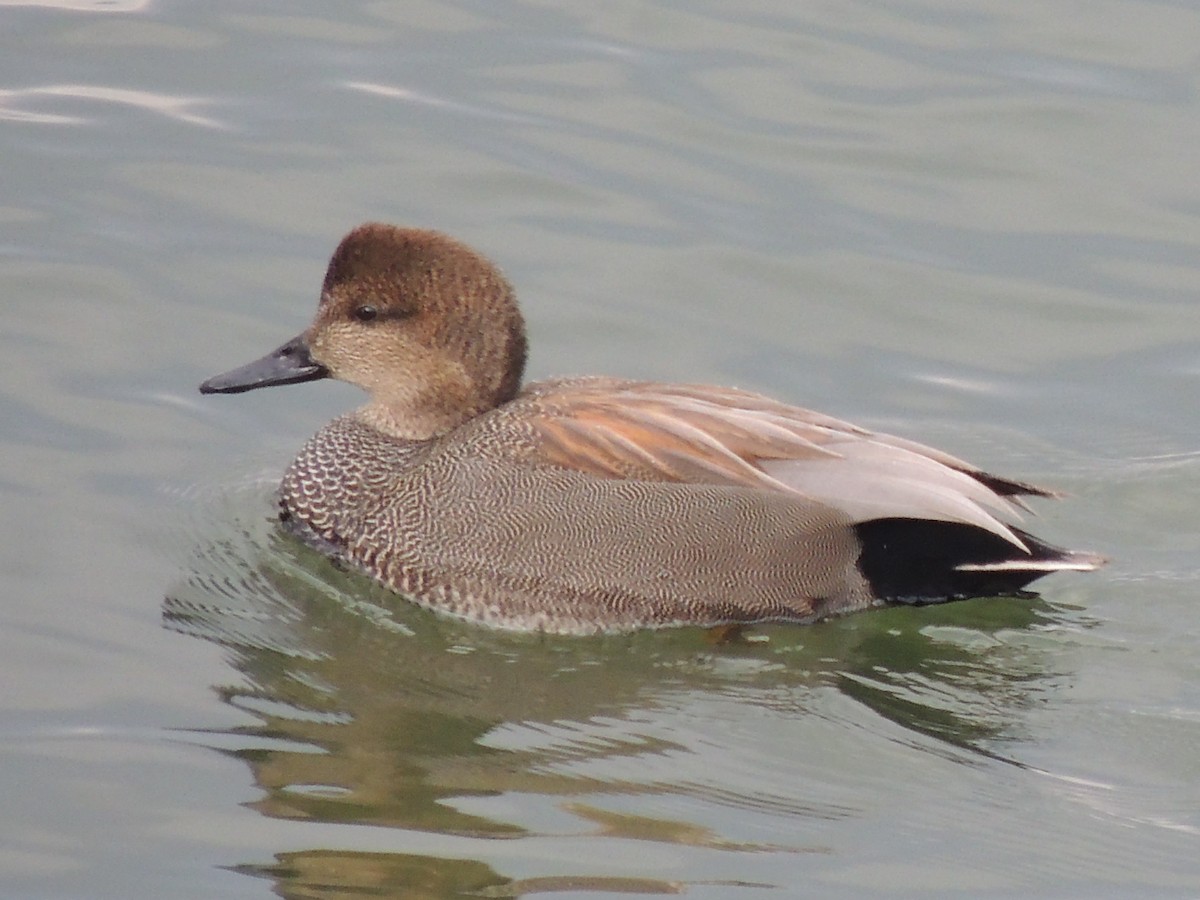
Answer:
xmin=3 ymin=2 xmax=1199 ymax=897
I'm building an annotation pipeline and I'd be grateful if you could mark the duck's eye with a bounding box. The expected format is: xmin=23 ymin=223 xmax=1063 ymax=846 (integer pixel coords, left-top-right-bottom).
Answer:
xmin=353 ymin=305 xmax=378 ymax=322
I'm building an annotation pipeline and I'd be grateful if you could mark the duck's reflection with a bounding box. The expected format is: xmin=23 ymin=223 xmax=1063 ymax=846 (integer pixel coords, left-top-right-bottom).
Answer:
xmin=166 ymin=498 xmax=1076 ymax=896
xmin=234 ymin=849 xmax=694 ymax=898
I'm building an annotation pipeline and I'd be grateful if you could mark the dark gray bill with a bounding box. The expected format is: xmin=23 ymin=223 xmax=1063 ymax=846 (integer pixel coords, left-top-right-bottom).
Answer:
xmin=199 ymin=333 xmax=328 ymax=394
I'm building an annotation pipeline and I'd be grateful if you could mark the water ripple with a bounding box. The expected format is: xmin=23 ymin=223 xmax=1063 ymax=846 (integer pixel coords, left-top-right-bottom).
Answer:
xmin=0 ymin=84 xmax=224 ymax=128
xmin=0 ymin=0 xmax=150 ymax=9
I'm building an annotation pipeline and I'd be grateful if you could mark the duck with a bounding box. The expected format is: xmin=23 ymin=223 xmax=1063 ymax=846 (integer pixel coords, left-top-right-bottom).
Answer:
xmin=200 ymin=223 xmax=1104 ymax=634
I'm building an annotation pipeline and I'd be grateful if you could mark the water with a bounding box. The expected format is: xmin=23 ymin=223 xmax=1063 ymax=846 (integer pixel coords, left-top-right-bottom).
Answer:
xmin=2 ymin=2 xmax=1198 ymax=897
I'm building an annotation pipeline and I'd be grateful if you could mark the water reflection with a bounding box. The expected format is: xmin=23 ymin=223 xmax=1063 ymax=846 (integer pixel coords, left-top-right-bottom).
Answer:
xmin=237 ymin=851 xmax=514 ymax=900
xmin=166 ymin=486 xmax=1076 ymax=895
xmin=237 ymin=850 xmax=692 ymax=898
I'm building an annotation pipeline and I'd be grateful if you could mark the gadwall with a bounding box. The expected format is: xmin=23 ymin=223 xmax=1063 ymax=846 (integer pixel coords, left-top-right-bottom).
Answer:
xmin=200 ymin=223 xmax=1104 ymax=633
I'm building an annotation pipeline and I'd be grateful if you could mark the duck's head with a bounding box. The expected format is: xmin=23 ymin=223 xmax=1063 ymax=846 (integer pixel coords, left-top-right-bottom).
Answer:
xmin=200 ymin=223 xmax=527 ymax=440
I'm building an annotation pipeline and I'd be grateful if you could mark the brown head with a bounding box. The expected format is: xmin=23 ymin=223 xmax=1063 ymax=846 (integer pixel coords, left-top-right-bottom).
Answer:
xmin=200 ymin=223 xmax=528 ymax=440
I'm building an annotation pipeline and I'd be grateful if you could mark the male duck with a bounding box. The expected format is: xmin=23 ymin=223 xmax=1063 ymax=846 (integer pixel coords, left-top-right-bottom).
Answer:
xmin=201 ymin=223 xmax=1103 ymax=633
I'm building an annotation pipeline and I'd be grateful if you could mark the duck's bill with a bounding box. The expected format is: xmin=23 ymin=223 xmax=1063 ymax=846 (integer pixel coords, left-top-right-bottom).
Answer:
xmin=199 ymin=333 xmax=329 ymax=394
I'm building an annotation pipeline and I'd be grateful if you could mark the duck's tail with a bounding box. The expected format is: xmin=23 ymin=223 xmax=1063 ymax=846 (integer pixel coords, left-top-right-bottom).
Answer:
xmin=854 ymin=518 xmax=1106 ymax=604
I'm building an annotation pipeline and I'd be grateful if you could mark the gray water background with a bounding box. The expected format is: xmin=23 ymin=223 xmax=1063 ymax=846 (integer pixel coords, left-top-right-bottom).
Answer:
xmin=2 ymin=2 xmax=1198 ymax=897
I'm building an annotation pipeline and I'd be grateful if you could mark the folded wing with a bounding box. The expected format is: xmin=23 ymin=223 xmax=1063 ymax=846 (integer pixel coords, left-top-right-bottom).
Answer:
xmin=529 ymin=379 xmax=1055 ymax=552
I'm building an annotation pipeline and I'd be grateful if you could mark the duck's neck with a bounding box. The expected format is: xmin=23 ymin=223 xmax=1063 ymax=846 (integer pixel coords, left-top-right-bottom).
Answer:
xmin=354 ymin=373 xmax=501 ymax=442
xmin=353 ymin=404 xmax=463 ymax=442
